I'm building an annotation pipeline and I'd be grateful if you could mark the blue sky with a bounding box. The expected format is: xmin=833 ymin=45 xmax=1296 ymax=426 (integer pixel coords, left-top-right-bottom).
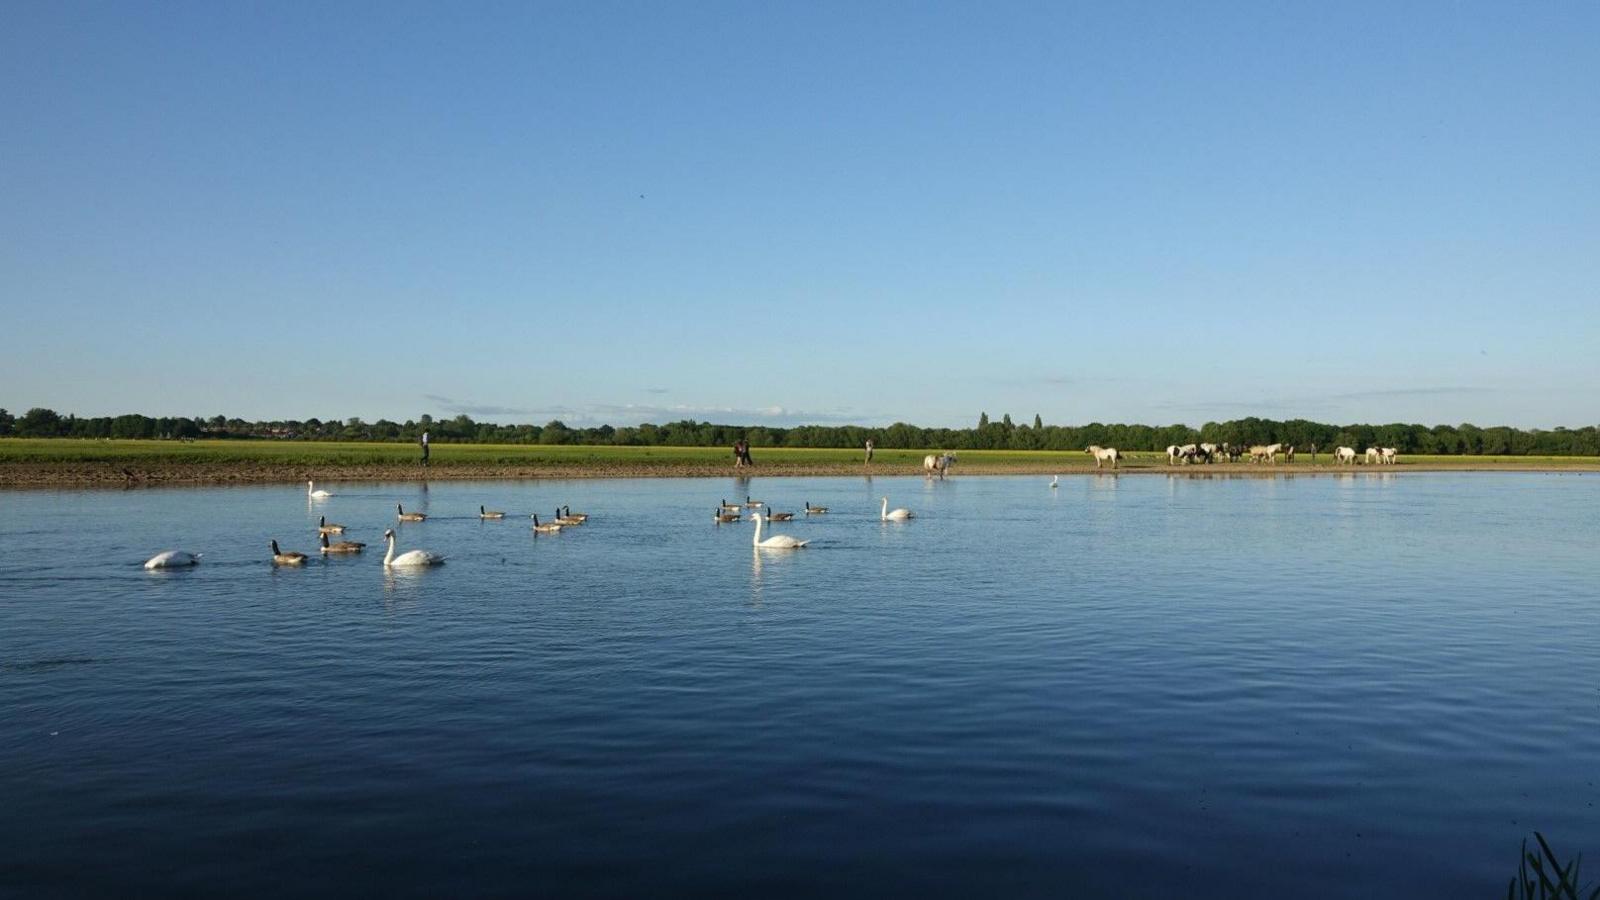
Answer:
xmin=2 ymin=2 xmax=1596 ymax=429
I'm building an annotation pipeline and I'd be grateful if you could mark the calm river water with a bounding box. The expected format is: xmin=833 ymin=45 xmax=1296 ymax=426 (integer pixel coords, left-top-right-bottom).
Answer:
xmin=2 ymin=473 xmax=1597 ymax=897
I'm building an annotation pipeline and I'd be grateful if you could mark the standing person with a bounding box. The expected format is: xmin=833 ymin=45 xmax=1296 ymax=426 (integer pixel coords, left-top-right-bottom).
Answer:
xmin=733 ymin=438 xmax=744 ymax=468
xmin=741 ymin=440 xmax=754 ymax=467
xmin=420 ymin=430 xmax=430 ymax=467
xmin=865 ymin=438 xmax=875 ymax=465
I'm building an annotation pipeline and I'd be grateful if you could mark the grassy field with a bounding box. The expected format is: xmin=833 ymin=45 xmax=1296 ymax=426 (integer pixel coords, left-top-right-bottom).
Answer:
xmin=2 ymin=438 xmax=1598 ymax=487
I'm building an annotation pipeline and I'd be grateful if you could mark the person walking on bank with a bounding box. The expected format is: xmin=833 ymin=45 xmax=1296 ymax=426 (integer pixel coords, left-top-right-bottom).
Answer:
xmin=420 ymin=430 xmax=430 ymax=467
xmin=740 ymin=440 xmax=754 ymax=467
xmin=865 ymin=438 xmax=874 ymax=465
xmin=733 ymin=439 xmax=744 ymax=468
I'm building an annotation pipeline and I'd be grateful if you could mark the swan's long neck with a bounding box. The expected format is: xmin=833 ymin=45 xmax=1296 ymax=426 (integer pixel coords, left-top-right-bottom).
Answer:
xmin=752 ymin=513 xmax=763 ymax=545
xmin=383 ymin=533 xmax=396 ymax=566
xmin=307 ymin=481 xmax=314 ymax=495
xmin=881 ymin=497 xmax=888 ymax=520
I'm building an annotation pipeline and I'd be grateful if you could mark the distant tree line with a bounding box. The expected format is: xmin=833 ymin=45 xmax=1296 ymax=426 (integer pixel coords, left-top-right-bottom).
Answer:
xmin=3 ymin=407 xmax=1598 ymax=456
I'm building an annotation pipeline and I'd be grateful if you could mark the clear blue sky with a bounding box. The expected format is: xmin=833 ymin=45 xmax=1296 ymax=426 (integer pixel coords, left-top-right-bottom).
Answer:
xmin=3 ymin=2 xmax=1596 ymax=429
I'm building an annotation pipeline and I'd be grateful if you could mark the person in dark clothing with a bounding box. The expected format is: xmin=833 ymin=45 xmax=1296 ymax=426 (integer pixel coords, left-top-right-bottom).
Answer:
xmin=420 ymin=430 xmax=430 ymax=467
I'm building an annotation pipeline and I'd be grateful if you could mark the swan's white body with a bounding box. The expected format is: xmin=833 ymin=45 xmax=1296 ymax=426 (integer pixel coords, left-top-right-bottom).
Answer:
xmin=1050 ymin=476 xmax=1059 ymax=488
xmin=881 ymin=497 xmax=914 ymax=521
xmin=144 ymin=550 xmax=200 ymax=569
xmin=752 ymin=513 xmax=808 ymax=549
xmin=382 ymin=529 xmax=444 ymax=567
xmin=307 ymin=480 xmax=332 ymax=498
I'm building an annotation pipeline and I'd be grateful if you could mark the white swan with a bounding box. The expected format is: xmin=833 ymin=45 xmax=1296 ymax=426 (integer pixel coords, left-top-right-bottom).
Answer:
xmin=144 ymin=550 xmax=200 ymax=569
xmin=1050 ymin=475 xmax=1059 ymax=489
xmin=880 ymin=497 xmax=914 ymax=521
xmin=382 ymin=528 xmax=445 ymax=567
xmin=307 ymin=480 xmax=332 ymax=499
xmin=752 ymin=511 xmax=808 ymax=549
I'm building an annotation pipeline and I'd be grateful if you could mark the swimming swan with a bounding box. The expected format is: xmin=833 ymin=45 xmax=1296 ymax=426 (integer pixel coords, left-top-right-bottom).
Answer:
xmin=144 ymin=550 xmax=200 ymax=569
xmin=270 ymin=540 xmax=308 ymax=566
xmin=752 ymin=512 xmax=808 ymax=549
xmin=396 ymin=504 xmax=427 ymax=522
xmin=307 ymin=480 xmax=332 ymax=499
xmin=881 ymin=497 xmax=914 ymax=521
xmin=1050 ymin=476 xmax=1059 ymax=489
xmin=318 ymin=515 xmax=346 ymax=535
xmin=320 ymin=533 xmax=366 ymax=554
xmin=479 ymin=505 xmax=506 ymax=520
xmin=382 ymin=529 xmax=445 ymax=567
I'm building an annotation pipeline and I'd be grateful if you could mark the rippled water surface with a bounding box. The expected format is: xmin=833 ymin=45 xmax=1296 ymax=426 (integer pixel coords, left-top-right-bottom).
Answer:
xmin=3 ymin=473 xmax=1598 ymax=897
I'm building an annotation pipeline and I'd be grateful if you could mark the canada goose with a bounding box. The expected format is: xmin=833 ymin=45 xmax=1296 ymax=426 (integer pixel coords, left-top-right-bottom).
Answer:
xmin=880 ymin=497 xmax=914 ymax=521
xmin=744 ymin=496 xmax=764 ymax=508
xmin=554 ymin=507 xmax=584 ymax=526
xmin=382 ymin=529 xmax=444 ymax=567
xmin=307 ymin=480 xmax=332 ymax=499
xmin=318 ymin=515 xmax=346 ymax=535
xmin=396 ymin=504 xmax=426 ymax=522
xmin=719 ymin=499 xmax=742 ymax=513
xmin=320 ymin=533 xmax=366 ymax=554
xmin=714 ymin=508 xmax=741 ymax=523
xmin=561 ymin=505 xmax=588 ymax=523
xmin=804 ymin=502 xmax=828 ymax=514
xmin=765 ymin=508 xmax=795 ymax=522
xmin=479 ymin=505 xmax=506 ymax=520
xmin=270 ymin=540 xmax=308 ymax=566
xmin=144 ymin=550 xmax=200 ymax=569
xmin=751 ymin=512 xmax=808 ymax=549
xmin=532 ymin=514 xmax=564 ymax=534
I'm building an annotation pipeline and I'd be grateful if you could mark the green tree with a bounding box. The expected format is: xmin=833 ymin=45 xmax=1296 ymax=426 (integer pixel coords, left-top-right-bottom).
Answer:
xmin=17 ymin=407 xmax=63 ymax=437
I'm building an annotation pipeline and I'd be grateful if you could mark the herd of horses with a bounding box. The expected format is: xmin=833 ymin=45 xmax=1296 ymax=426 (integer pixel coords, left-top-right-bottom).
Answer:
xmin=919 ymin=445 xmax=1401 ymax=474
xmin=1083 ymin=443 xmax=1400 ymax=469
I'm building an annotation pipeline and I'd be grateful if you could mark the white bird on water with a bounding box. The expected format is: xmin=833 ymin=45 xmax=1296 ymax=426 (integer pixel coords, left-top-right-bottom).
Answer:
xmin=144 ymin=550 xmax=200 ymax=569
xmin=382 ymin=529 xmax=445 ymax=568
xmin=307 ymin=480 xmax=332 ymax=499
xmin=1050 ymin=475 xmax=1059 ymax=489
xmin=752 ymin=511 xmax=808 ymax=549
xmin=880 ymin=497 xmax=914 ymax=521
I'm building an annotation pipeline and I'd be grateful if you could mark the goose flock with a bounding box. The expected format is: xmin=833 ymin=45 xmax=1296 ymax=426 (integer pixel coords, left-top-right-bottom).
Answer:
xmin=143 ymin=485 xmax=930 ymax=571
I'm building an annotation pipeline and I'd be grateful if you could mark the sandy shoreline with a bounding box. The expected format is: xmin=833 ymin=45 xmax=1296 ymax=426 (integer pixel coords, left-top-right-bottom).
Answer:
xmin=3 ymin=460 xmax=1596 ymax=489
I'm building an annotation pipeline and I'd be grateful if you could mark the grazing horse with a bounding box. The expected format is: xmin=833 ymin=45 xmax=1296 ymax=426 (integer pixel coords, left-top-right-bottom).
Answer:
xmin=1334 ymin=446 xmax=1357 ymax=465
xmin=1365 ymin=447 xmax=1381 ymax=465
xmin=1176 ymin=443 xmax=1199 ymax=464
xmin=1199 ymin=443 xmax=1220 ymax=463
xmin=1379 ymin=447 xmax=1397 ymax=465
xmin=1166 ymin=445 xmax=1182 ymax=465
xmin=1222 ymin=443 xmax=1243 ymax=462
xmin=1249 ymin=443 xmax=1286 ymax=464
xmin=1085 ymin=446 xmax=1120 ymax=469
xmin=923 ymin=452 xmax=956 ymax=480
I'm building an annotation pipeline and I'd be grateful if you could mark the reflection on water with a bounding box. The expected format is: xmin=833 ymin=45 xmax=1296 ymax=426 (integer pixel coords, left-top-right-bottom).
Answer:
xmin=1 ymin=474 xmax=1598 ymax=898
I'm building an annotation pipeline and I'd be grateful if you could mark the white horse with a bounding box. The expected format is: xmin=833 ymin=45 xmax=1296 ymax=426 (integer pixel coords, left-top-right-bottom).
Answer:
xmin=1334 ymin=446 xmax=1357 ymax=465
xmin=1166 ymin=445 xmax=1181 ymax=465
xmin=1365 ymin=447 xmax=1381 ymax=465
xmin=1380 ymin=447 xmax=1397 ymax=465
xmin=923 ymin=452 xmax=956 ymax=480
xmin=1085 ymin=446 xmax=1120 ymax=469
